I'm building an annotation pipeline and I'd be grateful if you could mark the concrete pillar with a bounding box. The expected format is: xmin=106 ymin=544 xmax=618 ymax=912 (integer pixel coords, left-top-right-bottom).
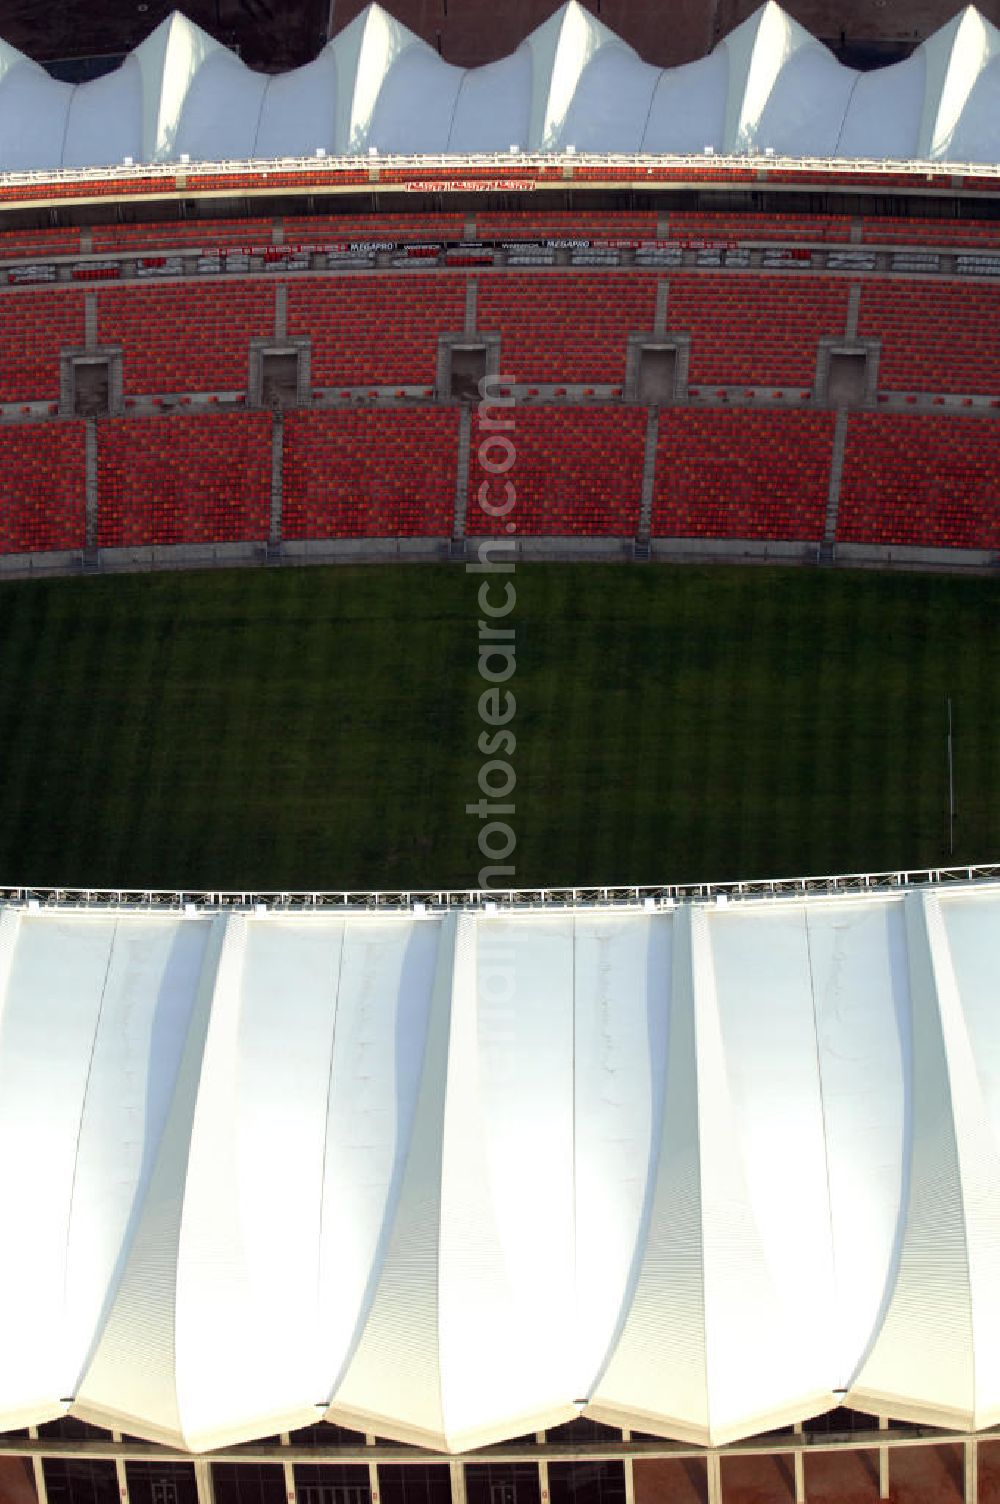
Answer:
xmin=84 ymin=293 xmax=98 ymax=351
xmin=452 ymin=405 xmax=472 ymax=538
xmin=194 ymin=1462 xmax=215 ymax=1504
xmin=366 ymin=1435 xmax=379 ymax=1504
xmin=706 ymin=1453 xmax=722 ymax=1504
xmin=27 ymin=1428 xmax=47 ymax=1504
xmin=280 ymin=1434 xmax=294 ymax=1504
xmin=792 ymin=1424 xmax=805 ymax=1504
xmin=449 ymin=1461 xmax=467 ymax=1504
xmin=538 ymin=1455 xmax=550 ymax=1504
xmin=965 ymin=1439 xmax=978 ymax=1504
xmin=878 ymin=1416 xmax=890 ymax=1500
xmin=637 ymin=406 xmax=660 ymax=540
xmin=653 ymin=280 xmax=669 ymax=336
xmin=112 ymin=1433 xmax=129 ymax=1504
xmin=85 ymin=417 xmax=99 ymax=550
xmin=270 ymin=410 xmax=284 ymax=547
xmin=620 ymin=1430 xmax=635 ymax=1504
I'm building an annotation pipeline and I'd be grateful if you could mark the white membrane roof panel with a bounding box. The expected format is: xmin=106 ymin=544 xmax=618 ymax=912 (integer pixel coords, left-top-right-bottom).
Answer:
xmin=1 ymin=883 xmax=999 ymax=1448
xmin=2 ymin=0 xmax=996 ymax=170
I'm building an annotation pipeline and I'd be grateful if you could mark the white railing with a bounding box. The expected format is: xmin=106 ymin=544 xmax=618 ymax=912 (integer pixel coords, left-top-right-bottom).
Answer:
xmin=2 ymin=862 xmax=999 ymax=911
xmin=0 ymin=149 xmax=998 ymax=193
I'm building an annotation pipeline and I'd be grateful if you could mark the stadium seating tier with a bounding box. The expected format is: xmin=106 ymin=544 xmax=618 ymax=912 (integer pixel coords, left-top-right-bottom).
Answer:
xmin=287 ymin=276 xmax=465 ymax=386
xmin=96 ymin=412 xmax=271 ymax=547
xmin=471 ymin=407 xmax=646 ymax=535
xmin=652 ymin=410 xmax=835 ymax=540
xmin=282 ymin=408 xmax=459 ymax=538
xmin=838 ymin=414 xmax=1000 ymax=550
xmin=0 ymin=422 xmax=87 ymax=552
xmin=98 ymin=283 xmax=274 ymax=394
xmin=476 ymin=271 xmax=658 ymax=381
xmin=0 ymin=289 xmax=85 ymax=400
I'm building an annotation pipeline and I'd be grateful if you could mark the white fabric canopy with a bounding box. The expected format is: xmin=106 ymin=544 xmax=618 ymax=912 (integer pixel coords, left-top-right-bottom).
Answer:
xmin=1 ymin=884 xmax=1000 ymax=1451
xmin=0 ymin=1 xmax=999 ymax=173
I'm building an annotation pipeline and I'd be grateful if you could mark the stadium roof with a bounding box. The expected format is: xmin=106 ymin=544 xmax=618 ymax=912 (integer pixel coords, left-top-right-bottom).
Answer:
xmin=2 ymin=882 xmax=1000 ymax=1451
xmin=0 ymin=1 xmax=999 ymax=173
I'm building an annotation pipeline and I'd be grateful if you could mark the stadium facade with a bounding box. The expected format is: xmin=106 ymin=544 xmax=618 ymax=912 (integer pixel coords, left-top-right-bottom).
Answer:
xmin=0 ymin=0 xmax=1000 ymax=172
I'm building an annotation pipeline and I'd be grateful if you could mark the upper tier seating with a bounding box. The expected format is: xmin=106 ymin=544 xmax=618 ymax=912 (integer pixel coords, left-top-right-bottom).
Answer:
xmin=471 ymin=407 xmax=645 ymax=536
xmin=861 ymin=217 xmax=1000 ymax=246
xmin=288 ymin=277 xmax=464 ymax=387
xmin=98 ymin=283 xmax=274 ymax=394
xmin=652 ymin=410 xmax=834 ymax=541
xmin=859 ymin=282 xmax=1000 ymax=394
xmin=0 ymin=227 xmax=83 ymax=262
xmin=665 ymin=214 xmax=852 ymax=243
xmin=0 ymin=423 xmax=87 ymax=553
xmin=474 ymin=212 xmax=658 ymax=238
xmin=283 ymin=215 xmax=466 ymax=243
xmin=282 ymin=408 xmax=459 ymax=538
xmin=97 ymin=412 xmax=271 ymax=547
xmin=476 ymin=272 xmax=658 ymax=382
xmin=91 ymin=219 xmax=275 ymax=253
xmin=837 ymin=414 xmax=1000 ymax=550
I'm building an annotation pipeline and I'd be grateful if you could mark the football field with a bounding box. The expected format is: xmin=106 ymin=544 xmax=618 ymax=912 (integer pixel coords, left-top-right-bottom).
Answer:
xmin=0 ymin=561 xmax=996 ymax=892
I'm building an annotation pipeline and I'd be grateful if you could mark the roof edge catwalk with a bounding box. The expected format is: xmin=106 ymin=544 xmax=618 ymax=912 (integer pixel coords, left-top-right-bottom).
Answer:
xmin=2 ymin=879 xmax=1000 ymax=1449
xmin=1 ymin=0 xmax=1000 ymax=171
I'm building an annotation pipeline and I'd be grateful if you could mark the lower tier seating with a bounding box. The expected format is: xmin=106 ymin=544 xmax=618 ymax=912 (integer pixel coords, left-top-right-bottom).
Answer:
xmin=0 ymin=423 xmax=87 ymax=552
xmin=96 ymin=413 xmax=271 ymax=547
xmin=0 ymin=406 xmax=994 ymax=559
xmin=471 ymin=407 xmax=646 ymax=535
xmin=652 ymin=410 xmax=835 ymax=540
xmin=837 ymin=414 xmax=1000 ymax=550
xmin=282 ymin=408 xmax=459 ymax=538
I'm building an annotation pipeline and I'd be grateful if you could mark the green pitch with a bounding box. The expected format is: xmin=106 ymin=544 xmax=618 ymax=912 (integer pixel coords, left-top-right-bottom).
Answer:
xmin=0 ymin=562 xmax=996 ymax=891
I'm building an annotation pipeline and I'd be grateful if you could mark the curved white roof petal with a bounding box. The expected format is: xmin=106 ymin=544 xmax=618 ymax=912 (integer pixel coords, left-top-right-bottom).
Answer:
xmin=446 ymin=50 xmax=533 ymax=154
xmin=133 ymin=10 xmax=222 ymax=162
xmin=0 ymin=58 xmax=72 ymax=172
xmin=61 ymin=58 xmax=142 ymax=169
xmin=948 ymin=52 xmax=1000 ymax=161
xmin=329 ymin=4 xmax=425 ymax=154
xmin=556 ymin=47 xmax=661 ymax=154
xmin=918 ymin=5 xmax=1000 ymax=158
xmin=1 ymin=887 xmax=1000 ymax=1448
xmin=174 ymin=48 xmax=268 ymax=163
xmin=754 ymin=44 xmax=857 ymax=156
xmin=836 ymin=50 xmax=927 ymax=159
xmin=368 ymin=48 xmax=465 ymax=155
xmin=722 ymin=1 xmax=817 ymax=151
xmin=526 ymin=1 xmax=620 ymax=151
xmin=642 ymin=49 xmax=729 ymax=154
xmin=253 ymin=48 xmax=338 ymax=159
